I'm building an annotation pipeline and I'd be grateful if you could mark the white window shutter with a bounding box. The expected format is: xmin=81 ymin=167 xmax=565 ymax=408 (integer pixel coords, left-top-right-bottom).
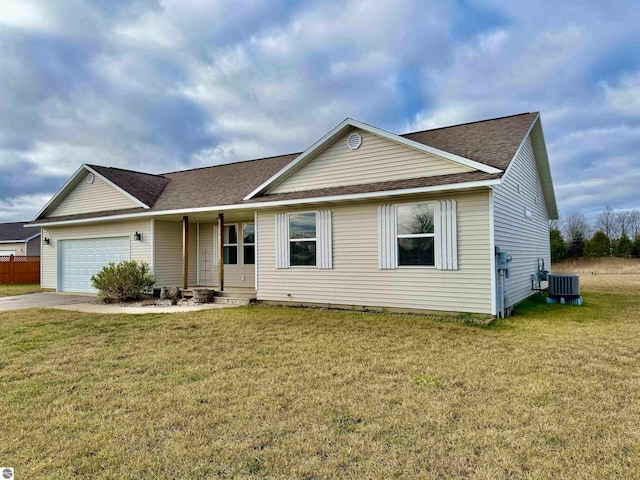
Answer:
xmin=378 ymin=204 xmax=397 ymax=269
xmin=316 ymin=210 xmax=333 ymax=269
xmin=275 ymin=213 xmax=290 ymax=269
xmin=436 ymin=200 xmax=457 ymax=270
xmin=211 ymin=223 xmax=219 ymax=266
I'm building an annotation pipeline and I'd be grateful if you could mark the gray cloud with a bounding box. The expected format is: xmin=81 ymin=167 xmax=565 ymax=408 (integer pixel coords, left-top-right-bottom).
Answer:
xmin=0 ymin=0 xmax=638 ymax=224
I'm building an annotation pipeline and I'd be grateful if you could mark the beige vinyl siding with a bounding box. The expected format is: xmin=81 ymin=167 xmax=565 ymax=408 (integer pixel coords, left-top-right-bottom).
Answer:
xmin=154 ymin=220 xmax=183 ymax=286
xmin=225 ymin=264 xmax=255 ymax=288
xmin=188 ymin=223 xmax=198 ymax=287
xmin=50 ymin=175 xmax=140 ymax=217
xmin=270 ymin=128 xmax=474 ymax=194
xmin=41 ymin=219 xmax=152 ymax=290
xmin=197 ymin=222 xmax=218 ymax=286
xmin=0 ymin=242 xmax=24 ymax=255
xmin=257 ymin=191 xmax=492 ymax=314
xmin=493 ymin=136 xmax=551 ymax=307
xmin=26 ymin=236 xmax=41 ymax=256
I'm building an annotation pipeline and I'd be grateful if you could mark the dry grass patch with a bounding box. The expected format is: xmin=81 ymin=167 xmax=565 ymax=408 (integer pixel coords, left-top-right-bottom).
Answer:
xmin=0 ymin=283 xmax=42 ymax=297
xmin=554 ymin=256 xmax=640 ymax=275
xmin=1 ymin=277 xmax=639 ymax=478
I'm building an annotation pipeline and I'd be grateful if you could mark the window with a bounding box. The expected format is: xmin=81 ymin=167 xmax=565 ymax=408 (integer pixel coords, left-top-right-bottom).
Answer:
xmin=243 ymin=223 xmax=255 ymax=265
xmin=223 ymin=225 xmax=238 ymax=264
xmin=397 ymin=203 xmax=435 ymax=266
xmin=289 ymin=212 xmax=316 ymax=266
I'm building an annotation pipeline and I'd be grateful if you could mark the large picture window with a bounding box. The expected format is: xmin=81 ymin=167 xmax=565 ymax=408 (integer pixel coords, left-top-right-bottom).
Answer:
xmin=223 ymin=225 xmax=238 ymax=265
xmin=289 ymin=212 xmax=316 ymax=266
xmin=397 ymin=203 xmax=435 ymax=266
xmin=243 ymin=223 xmax=255 ymax=265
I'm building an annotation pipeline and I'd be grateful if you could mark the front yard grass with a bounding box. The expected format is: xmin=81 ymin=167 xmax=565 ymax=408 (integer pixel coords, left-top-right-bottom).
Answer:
xmin=0 ymin=275 xmax=639 ymax=478
xmin=0 ymin=283 xmax=42 ymax=297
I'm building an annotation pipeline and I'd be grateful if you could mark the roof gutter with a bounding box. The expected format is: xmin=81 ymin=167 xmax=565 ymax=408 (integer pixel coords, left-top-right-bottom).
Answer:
xmin=27 ymin=178 xmax=501 ymax=228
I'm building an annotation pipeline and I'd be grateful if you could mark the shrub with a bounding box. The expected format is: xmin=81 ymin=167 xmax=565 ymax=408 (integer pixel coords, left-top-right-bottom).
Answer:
xmin=91 ymin=260 xmax=155 ymax=302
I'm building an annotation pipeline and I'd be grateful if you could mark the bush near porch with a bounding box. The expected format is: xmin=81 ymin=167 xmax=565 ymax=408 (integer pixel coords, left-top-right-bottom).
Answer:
xmin=0 ymin=273 xmax=638 ymax=478
xmin=91 ymin=260 xmax=155 ymax=302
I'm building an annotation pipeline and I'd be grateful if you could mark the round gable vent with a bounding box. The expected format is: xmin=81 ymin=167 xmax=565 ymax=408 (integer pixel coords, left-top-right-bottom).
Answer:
xmin=86 ymin=172 xmax=95 ymax=184
xmin=347 ymin=132 xmax=362 ymax=150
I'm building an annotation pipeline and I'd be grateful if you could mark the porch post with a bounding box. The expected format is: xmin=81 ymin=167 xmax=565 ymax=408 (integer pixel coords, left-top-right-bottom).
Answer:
xmin=183 ymin=216 xmax=189 ymax=289
xmin=218 ymin=213 xmax=224 ymax=292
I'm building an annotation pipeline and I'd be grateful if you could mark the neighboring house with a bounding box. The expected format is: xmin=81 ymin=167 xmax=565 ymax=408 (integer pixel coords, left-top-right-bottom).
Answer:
xmin=0 ymin=222 xmax=41 ymax=256
xmin=28 ymin=112 xmax=558 ymax=316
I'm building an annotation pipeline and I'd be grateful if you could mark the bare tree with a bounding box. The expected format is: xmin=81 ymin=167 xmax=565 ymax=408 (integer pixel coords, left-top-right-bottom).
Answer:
xmin=615 ymin=210 xmax=632 ymax=238
xmin=549 ymin=217 xmax=560 ymax=231
xmin=563 ymin=211 xmax=591 ymax=240
xmin=595 ymin=206 xmax=616 ymax=239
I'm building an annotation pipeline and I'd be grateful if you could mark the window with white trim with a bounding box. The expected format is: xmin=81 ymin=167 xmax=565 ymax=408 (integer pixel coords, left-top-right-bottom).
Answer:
xmin=243 ymin=223 xmax=255 ymax=265
xmin=397 ymin=203 xmax=435 ymax=266
xmin=275 ymin=211 xmax=332 ymax=269
xmin=289 ymin=212 xmax=317 ymax=266
xmin=223 ymin=225 xmax=238 ymax=265
xmin=379 ymin=200 xmax=457 ymax=270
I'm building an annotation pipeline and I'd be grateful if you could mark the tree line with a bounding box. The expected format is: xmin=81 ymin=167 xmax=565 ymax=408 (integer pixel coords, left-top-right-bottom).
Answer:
xmin=550 ymin=207 xmax=640 ymax=262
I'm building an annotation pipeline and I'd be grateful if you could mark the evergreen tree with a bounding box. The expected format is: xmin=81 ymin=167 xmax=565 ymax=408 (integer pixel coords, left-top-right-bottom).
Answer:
xmin=567 ymin=232 xmax=585 ymax=258
xmin=550 ymin=229 xmax=567 ymax=262
xmin=585 ymin=230 xmax=610 ymax=257
xmin=633 ymin=235 xmax=640 ymax=257
xmin=615 ymin=230 xmax=632 ymax=257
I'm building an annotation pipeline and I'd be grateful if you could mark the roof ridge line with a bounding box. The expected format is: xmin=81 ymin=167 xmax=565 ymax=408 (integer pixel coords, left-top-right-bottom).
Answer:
xmin=87 ymin=164 xmax=165 ymax=178
xmin=400 ymin=112 xmax=537 ymax=136
xmin=161 ymin=152 xmax=302 ymax=175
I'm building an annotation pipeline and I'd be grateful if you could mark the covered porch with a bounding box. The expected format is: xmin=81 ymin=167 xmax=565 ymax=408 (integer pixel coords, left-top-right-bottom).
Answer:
xmin=151 ymin=209 xmax=257 ymax=295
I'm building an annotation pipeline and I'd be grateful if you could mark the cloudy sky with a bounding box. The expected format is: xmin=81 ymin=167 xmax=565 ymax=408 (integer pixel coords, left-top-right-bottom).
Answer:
xmin=1 ymin=0 xmax=639 ymax=223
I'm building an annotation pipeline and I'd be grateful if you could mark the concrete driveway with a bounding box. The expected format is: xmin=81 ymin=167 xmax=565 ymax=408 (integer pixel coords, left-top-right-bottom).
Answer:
xmin=0 ymin=292 xmax=96 ymax=312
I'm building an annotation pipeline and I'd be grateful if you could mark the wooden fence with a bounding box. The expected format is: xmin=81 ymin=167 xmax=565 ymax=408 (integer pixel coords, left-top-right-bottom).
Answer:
xmin=0 ymin=255 xmax=40 ymax=285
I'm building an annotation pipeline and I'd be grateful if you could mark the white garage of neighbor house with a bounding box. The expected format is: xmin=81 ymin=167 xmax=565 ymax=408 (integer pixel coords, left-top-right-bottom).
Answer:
xmin=28 ymin=112 xmax=558 ymax=316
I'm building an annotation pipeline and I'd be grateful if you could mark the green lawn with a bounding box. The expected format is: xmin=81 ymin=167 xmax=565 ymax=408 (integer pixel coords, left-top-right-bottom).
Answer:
xmin=0 ymin=283 xmax=42 ymax=297
xmin=1 ymin=275 xmax=639 ymax=479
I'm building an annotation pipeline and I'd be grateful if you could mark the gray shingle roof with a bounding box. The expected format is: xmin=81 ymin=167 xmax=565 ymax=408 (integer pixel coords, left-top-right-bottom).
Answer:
xmin=401 ymin=112 xmax=538 ymax=171
xmin=0 ymin=222 xmax=41 ymax=241
xmin=88 ymin=164 xmax=169 ymax=207
xmin=35 ymin=112 xmax=538 ymax=223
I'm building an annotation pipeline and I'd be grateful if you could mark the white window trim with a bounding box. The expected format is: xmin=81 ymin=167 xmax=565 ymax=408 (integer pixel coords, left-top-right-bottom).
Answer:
xmin=242 ymin=222 xmax=255 ymax=265
xmin=379 ymin=200 xmax=457 ymax=270
xmin=288 ymin=211 xmax=318 ymax=268
xmin=396 ymin=202 xmax=437 ymax=268
xmin=223 ymin=223 xmax=239 ymax=265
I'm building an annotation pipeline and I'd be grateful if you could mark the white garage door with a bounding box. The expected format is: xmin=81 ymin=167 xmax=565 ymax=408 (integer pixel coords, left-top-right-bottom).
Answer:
xmin=59 ymin=237 xmax=130 ymax=293
xmin=0 ymin=250 xmax=16 ymax=256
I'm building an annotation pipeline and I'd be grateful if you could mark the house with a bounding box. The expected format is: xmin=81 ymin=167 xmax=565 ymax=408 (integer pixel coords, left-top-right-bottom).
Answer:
xmin=0 ymin=222 xmax=41 ymax=256
xmin=28 ymin=112 xmax=557 ymax=316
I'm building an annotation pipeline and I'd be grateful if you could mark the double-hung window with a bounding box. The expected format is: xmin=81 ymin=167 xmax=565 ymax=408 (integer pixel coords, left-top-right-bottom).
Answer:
xmin=289 ymin=212 xmax=317 ymax=266
xmin=243 ymin=224 xmax=255 ymax=265
xmin=397 ymin=203 xmax=435 ymax=266
xmin=275 ymin=211 xmax=332 ymax=269
xmin=223 ymin=225 xmax=238 ymax=265
xmin=379 ymin=200 xmax=457 ymax=270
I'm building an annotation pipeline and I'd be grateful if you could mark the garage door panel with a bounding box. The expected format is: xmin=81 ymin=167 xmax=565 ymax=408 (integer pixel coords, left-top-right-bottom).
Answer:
xmin=59 ymin=237 xmax=130 ymax=293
